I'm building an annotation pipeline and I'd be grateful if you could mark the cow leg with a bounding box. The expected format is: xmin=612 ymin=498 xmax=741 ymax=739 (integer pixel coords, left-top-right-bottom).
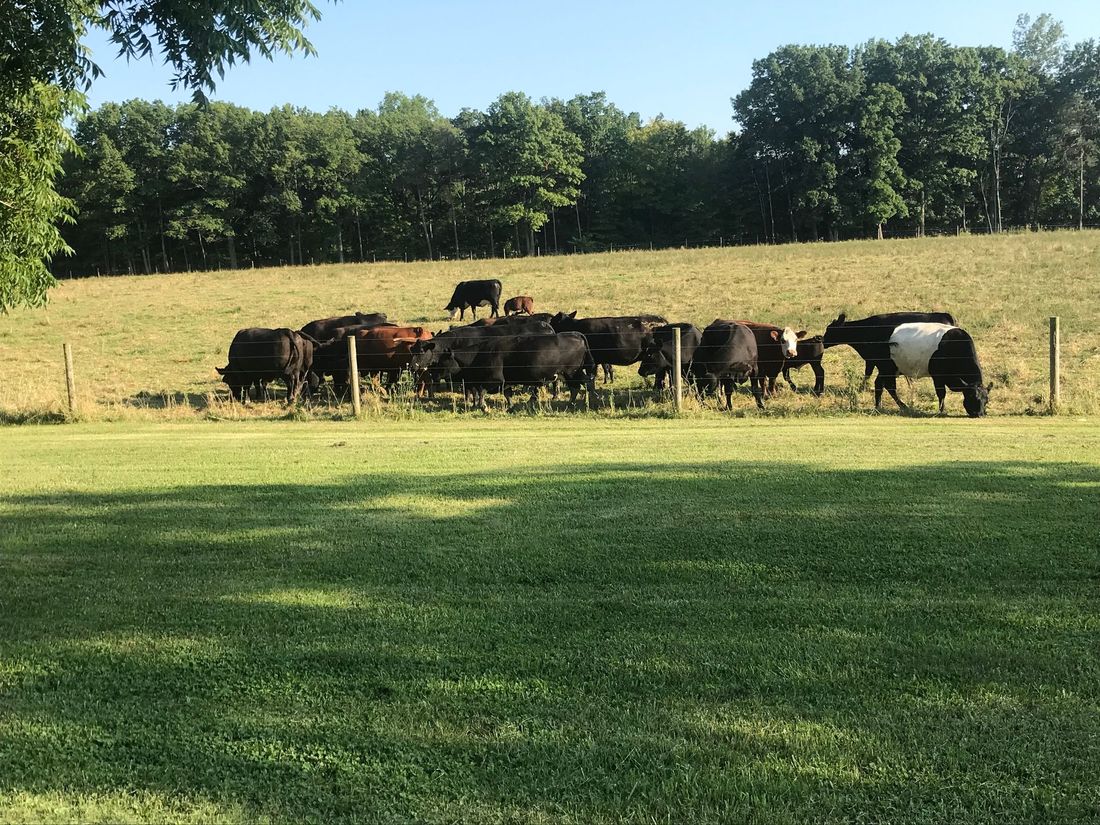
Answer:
xmin=934 ymin=377 xmax=948 ymax=414
xmin=586 ymin=376 xmax=599 ymax=410
xmin=471 ymin=305 xmax=477 ymax=320
xmin=491 ymin=303 xmax=499 ymax=318
xmin=751 ymin=376 xmax=765 ymax=409
xmin=882 ymin=374 xmax=907 ymax=411
xmin=784 ymin=366 xmax=797 ymax=392
xmin=860 ymin=361 xmax=875 ymax=390
xmin=812 ymin=363 xmax=825 ymax=396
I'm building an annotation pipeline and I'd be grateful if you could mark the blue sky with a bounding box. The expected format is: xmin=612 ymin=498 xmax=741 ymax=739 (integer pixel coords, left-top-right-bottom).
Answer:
xmin=82 ymin=0 xmax=1099 ymax=134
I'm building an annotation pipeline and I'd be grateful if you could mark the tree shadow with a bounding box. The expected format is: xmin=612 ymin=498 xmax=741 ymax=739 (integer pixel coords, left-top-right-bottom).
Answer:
xmin=2 ymin=460 xmax=1098 ymax=821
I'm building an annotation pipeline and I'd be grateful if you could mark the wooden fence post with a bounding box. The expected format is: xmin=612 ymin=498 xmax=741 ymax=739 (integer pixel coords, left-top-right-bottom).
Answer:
xmin=673 ymin=326 xmax=683 ymax=414
xmin=347 ymin=335 xmax=361 ymax=417
xmin=63 ymin=343 xmax=76 ymax=414
xmin=1049 ymin=316 xmax=1060 ymax=414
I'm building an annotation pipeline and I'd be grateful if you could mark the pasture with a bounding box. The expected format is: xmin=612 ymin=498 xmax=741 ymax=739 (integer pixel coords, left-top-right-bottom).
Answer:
xmin=2 ymin=231 xmax=1099 ymax=420
xmin=2 ymin=418 xmax=1099 ymax=823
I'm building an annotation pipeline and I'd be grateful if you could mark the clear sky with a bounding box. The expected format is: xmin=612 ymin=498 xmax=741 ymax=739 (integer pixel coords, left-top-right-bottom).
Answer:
xmin=81 ymin=0 xmax=1100 ymax=134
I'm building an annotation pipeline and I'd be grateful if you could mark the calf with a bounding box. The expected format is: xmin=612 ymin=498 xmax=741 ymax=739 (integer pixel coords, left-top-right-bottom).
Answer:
xmin=638 ymin=323 xmax=702 ymax=390
xmin=713 ymin=319 xmax=803 ymax=397
xmin=504 ymin=296 xmax=534 ymax=316
xmin=782 ymin=335 xmax=826 ymax=395
xmin=882 ymin=323 xmax=990 ymax=417
xmin=445 ymin=279 xmax=502 ymax=320
xmin=689 ymin=322 xmax=763 ymax=410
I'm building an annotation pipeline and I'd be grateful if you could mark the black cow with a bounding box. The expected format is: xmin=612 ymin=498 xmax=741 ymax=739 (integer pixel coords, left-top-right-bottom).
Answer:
xmin=689 ymin=322 xmax=763 ymax=410
xmin=216 ymin=328 xmax=317 ymax=403
xmin=300 ymin=312 xmax=389 ymax=341
xmin=409 ymin=322 xmax=555 ymax=396
xmin=638 ymin=323 xmax=702 ymax=390
xmin=782 ymin=335 xmax=826 ymax=395
xmin=460 ymin=332 xmax=598 ymax=410
xmin=823 ymin=311 xmax=957 ymax=385
xmin=881 ymin=323 xmax=990 ymax=417
xmin=550 ymin=312 xmax=666 ymax=383
xmin=445 ymin=279 xmax=502 ymax=320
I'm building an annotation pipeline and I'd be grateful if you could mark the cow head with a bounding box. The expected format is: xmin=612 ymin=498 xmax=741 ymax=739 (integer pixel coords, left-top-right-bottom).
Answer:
xmin=776 ymin=326 xmax=801 ymax=358
xmin=962 ymin=381 xmax=992 ymax=418
xmin=637 ymin=335 xmax=668 ymax=378
xmin=408 ymin=340 xmax=440 ymax=373
xmin=822 ymin=313 xmax=847 ymax=348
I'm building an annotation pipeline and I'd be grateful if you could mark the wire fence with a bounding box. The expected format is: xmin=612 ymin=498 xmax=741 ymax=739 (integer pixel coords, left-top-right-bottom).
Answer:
xmin=50 ymin=317 xmax=1064 ymax=419
xmin=53 ymin=225 xmax=1100 ymax=279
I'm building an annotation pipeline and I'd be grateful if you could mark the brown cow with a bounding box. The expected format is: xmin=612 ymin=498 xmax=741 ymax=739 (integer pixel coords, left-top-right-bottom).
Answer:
xmin=504 ymin=296 xmax=534 ymax=316
xmin=713 ymin=320 xmax=805 ymax=397
xmin=318 ymin=325 xmax=433 ymax=398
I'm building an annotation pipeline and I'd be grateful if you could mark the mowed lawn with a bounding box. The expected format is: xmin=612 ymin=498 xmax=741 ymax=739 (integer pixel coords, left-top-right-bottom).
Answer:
xmin=2 ymin=230 xmax=1100 ymax=419
xmin=2 ymin=418 xmax=1098 ymax=823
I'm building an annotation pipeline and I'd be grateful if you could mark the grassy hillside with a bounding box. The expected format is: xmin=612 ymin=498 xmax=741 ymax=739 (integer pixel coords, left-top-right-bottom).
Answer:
xmin=2 ymin=231 xmax=1098 ymax=420
xmin=2 ymin=418 xmax=1098 ymax=823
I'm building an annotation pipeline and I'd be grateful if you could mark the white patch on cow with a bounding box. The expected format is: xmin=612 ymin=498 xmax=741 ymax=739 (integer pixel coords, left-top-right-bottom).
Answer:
xmin=780 ymin=327 xmax=799 ymax=358
xmin=889 ymin=323 xmax=956 ymax=379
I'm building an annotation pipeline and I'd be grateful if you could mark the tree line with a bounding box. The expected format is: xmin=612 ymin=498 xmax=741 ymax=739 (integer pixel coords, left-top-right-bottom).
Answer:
xmin=57 ymin=15 xmax=1100 ymax=277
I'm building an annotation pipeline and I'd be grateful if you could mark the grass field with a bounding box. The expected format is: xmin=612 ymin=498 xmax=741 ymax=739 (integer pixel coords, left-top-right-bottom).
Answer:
xmin=2 ymin=418 xmax=1099 ymax=823
xmin=1 ymin=231 xmax=1099 ymax=420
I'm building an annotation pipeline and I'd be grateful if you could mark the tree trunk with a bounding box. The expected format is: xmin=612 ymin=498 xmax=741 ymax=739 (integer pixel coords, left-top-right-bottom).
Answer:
xmin=919 ymin=191 xmax=926 ymax=238
xmin=451 ymin=201 xmax=460 ymax=257
xmin=551 ymin=207 xmax=558 ymax=253
xmin=764 ymin=160 xmax=776 ymax=244
xmin=877 ymin=222 xmax=884 ymax=240
xmin=337 ymin=225 xmax=344 ymax=264
xmin=780 ymin=163 xmax=796 ymax=242
xmin=197 ymin=230 xmax=208 ymax=269
xmin=1080 ymin=147 xmax=1086 ymax=231
xmin=296 ymin=221 xmax=304 ymax=266
xmin=575 ymin=203 xmax=583 ymax=242
xmin=355 ymin=211 xmax=365 ymax=261
xmin=227 ymin=235 xmax=238 ymax=270
xmin=157 ymin=198 xmax=170 ymax=272
xmin=415 ymin=187 xmax=433 ymax=260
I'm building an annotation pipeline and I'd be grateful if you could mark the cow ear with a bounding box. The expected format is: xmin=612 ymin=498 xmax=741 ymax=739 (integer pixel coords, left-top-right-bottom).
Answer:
xmin=796 ymin=330 xmax=807 ymax=338
xmin=569 ymin=310 xmax=577 ymax=318
xmin=986 ymin=382 xmax=993 ymax=392
xmin=770 ymin=330 xmax=780 ymax=341
xmin=836 ymin=313 xmax=846 ymax=324
xmin=215 ymin=367 xmax=226 ymax=375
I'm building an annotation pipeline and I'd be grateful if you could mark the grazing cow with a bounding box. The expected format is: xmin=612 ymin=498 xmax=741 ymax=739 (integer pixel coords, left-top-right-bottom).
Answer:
xmin=315 ymin=326 xmax=432 ymax=398
xmin=881 ymin=323 xmax=990 ymax=417
xmin=300 ymin=312 xmax=389 ymax=341
xmin=465 ymin=313 xmax=554 ymax=330
xmin=823 ymin=311 xmax=958 ymax=385
xmin=409 ymin=322 xmax=555 ymax=395
xmin=504 ymin=296 xmax=534 ymax=316
xmin=549 ymin=312 xmax=667 ymax=383
xmin=638 ymin=323 xmax=702 ymax=390
xmin=712 ymin=320 xmax=803 ymax=397
xmin=445 ymin=279 xmax=502 ymax=320
xmin=781 ymin=335 xmax=826 ymax=395
xmin=460 ymin=332 xmax=598 ymax=410
xmin=216 ymin=328 xmax=317 ymax=403
xmin=690 ymin=322 xmax=763 ymax=410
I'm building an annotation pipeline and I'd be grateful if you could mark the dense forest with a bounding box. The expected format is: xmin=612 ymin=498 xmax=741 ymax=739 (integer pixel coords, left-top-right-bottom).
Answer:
xmin=58 ymin=17 xmax=1100 ymax=276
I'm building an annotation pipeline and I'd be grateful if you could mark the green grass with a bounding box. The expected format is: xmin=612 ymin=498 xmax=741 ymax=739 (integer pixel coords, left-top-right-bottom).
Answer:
xmin=2 ymin=230 xmax=1099 ymax=420
xmin=2 ymin=418 xmax=1099 ymax=823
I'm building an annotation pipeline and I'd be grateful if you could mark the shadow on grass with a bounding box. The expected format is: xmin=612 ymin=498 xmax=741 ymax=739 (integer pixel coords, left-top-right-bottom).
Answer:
xmin=2 ymin=460 xmax=1098 ymax=821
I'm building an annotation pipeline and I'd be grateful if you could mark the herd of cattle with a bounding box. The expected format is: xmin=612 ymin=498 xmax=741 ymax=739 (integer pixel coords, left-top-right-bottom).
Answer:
xmin=216 ymin=278 xmax=992 ymax=417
